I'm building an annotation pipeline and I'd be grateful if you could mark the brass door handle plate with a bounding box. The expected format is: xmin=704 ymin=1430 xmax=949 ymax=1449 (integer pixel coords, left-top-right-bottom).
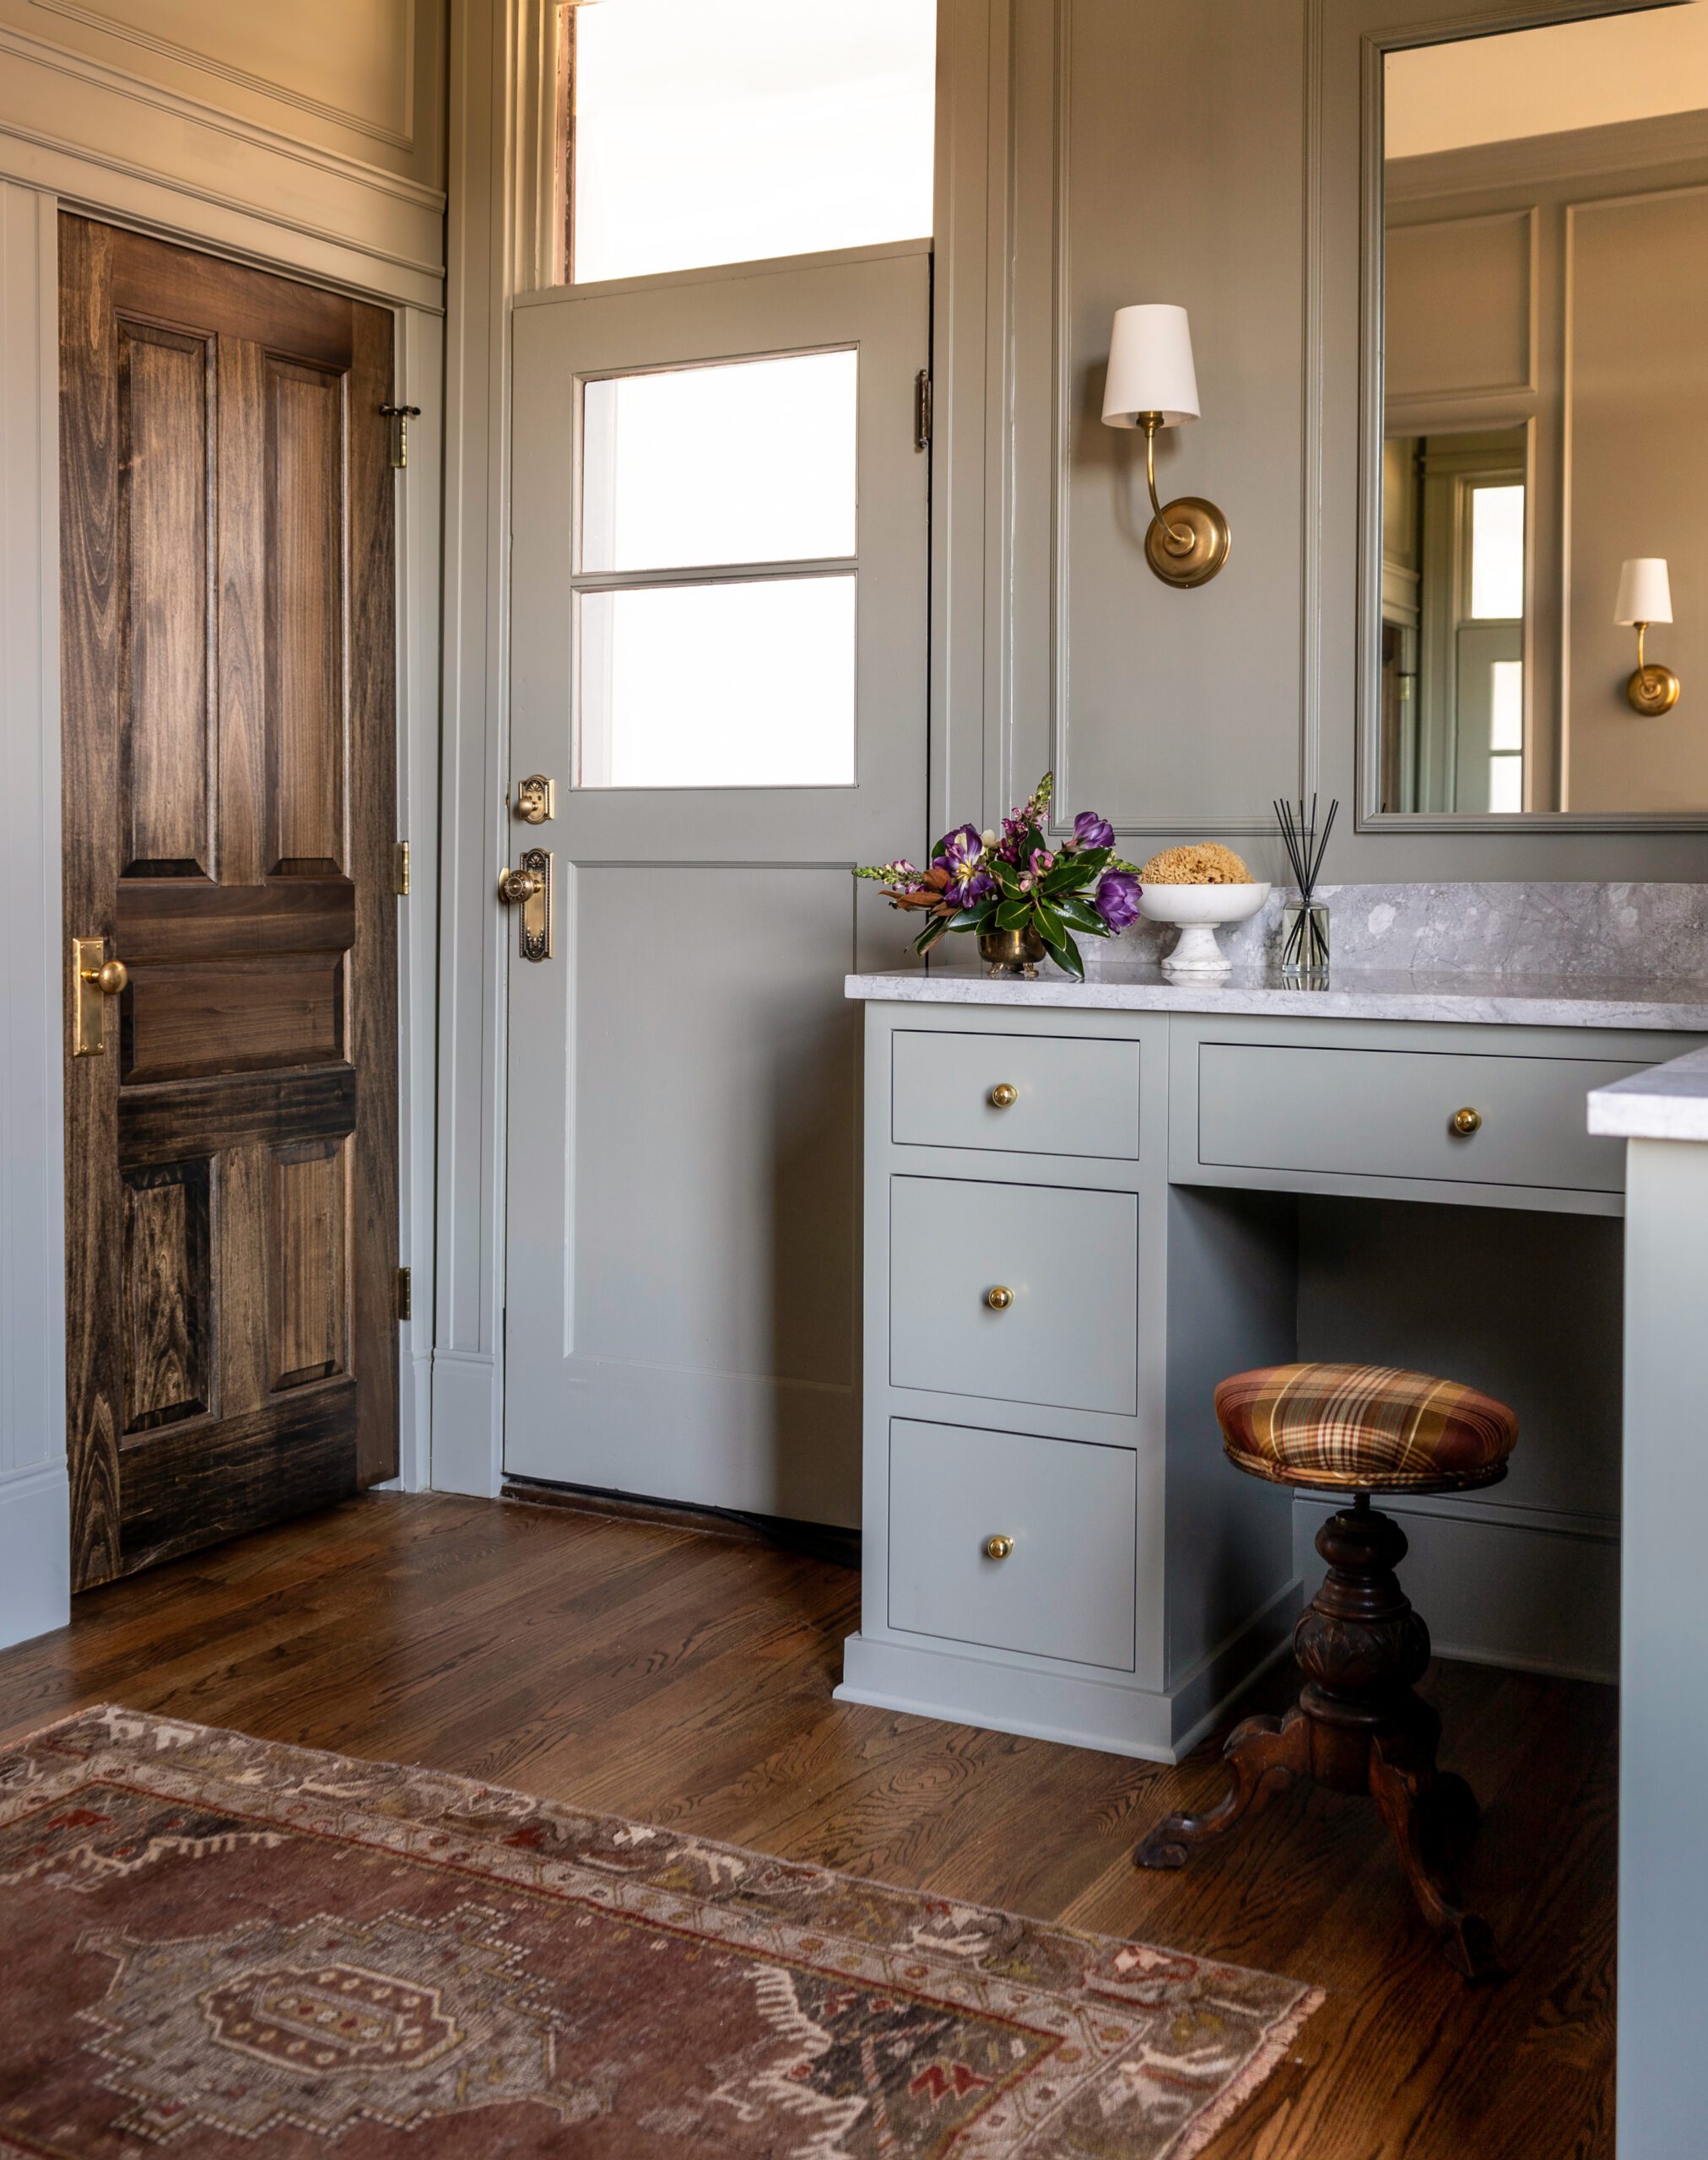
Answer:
xmin=985 ymin=1285 xmax=1014 ymax=1310
xmin=515 ymin=774 xmax=555 ymax=824
xmin=989 ymin=1083 xmax=1019 ymax=1108
xmin=1450 ymin=1106 xmax=1482 ymax=1137
xmin=983 ymin=1534 xmax=1015 ymax=1560
xmin=72 ymin=937 xmax=127 ymax=1057
xmin=500 ymin=851 xmax=554 ymax=961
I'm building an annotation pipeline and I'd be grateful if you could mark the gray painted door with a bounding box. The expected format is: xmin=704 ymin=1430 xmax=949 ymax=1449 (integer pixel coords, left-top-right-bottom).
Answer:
xmin=503 ymin=246 xmax=928 ymax=1526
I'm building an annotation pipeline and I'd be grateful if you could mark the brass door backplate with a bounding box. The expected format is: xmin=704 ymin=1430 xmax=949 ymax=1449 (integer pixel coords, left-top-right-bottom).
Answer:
xmin=516 ymin=774 xmax=555 ymax=824
xmin=72 ymin=935 xmax=127 ymax=1057
xmin=511 ymin=847 xmax=552 ymax=961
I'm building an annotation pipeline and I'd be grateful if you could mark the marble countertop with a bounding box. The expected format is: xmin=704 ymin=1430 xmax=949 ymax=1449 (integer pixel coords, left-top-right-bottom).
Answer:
xmin=1587 ymin=1045 xmax=1708 ymax=1142
xmin=844 ymin=960 xmax=1708 ymax=1032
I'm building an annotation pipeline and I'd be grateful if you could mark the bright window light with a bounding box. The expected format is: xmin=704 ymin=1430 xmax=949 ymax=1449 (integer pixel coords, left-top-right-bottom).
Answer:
xmin=578 ymin=575 xmax=857 ymax=788
xmin=570 ymin=0 xmax=936 ymax=283
xmin=1489 ymin=659 xmax=1523 ymax=751
xmin=581 ymin=351 xmax=857 ymax=573
xmin=1469 ymin=484 xmax=1524 ymax=619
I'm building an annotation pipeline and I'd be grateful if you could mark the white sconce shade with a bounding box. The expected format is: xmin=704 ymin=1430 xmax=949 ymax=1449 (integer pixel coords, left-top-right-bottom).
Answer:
xmin=1614 ymin=557 xmax=1673 ymax=626
xmin=1101 ymin=304 xmax=1202 ymax=430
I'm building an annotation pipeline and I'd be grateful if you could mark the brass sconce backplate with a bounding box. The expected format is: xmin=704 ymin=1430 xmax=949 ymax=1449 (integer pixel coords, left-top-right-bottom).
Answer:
xmin=1145 ymin=496 xmax=1232 ymax=589
xmin=1626 ymin=663 xmax=1681 ymax=717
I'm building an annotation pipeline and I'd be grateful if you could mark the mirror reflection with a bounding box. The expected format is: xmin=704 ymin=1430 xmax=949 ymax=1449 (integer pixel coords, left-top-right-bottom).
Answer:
xmin=1378 ymin=7 xmax=1708 ymax=816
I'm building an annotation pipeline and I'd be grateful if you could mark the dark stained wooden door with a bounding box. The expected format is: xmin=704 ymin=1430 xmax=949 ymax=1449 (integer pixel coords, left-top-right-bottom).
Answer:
xmin=60 ymin=216 xmax=399 ymax=1589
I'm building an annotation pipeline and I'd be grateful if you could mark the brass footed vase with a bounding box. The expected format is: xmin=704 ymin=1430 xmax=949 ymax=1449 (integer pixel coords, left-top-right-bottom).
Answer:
xmin=978 ymin=927 xmax=1046 ymax=979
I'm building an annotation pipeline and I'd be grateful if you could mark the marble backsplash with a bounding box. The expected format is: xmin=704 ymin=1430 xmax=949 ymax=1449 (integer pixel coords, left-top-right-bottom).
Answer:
xmin=1100 ymin=882 xmax=1708 ymax=977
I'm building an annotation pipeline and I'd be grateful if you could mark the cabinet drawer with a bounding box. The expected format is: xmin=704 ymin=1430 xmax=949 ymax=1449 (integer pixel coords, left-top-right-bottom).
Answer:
xmin=1197 ymin=1042 xmax=1646 ymax=1194
xmin=888 ymin=1419 xmax=1137 ymax=1671
xmin=892 ymin=1029 xmax=1141 ymax=1159
xmin=889 ymin=1175 xmax=1138 ymax=1415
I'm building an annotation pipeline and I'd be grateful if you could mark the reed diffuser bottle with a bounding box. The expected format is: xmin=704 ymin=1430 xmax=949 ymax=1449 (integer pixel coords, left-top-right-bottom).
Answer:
xmin=1274 ymin=796 xmax=1337 ymax=976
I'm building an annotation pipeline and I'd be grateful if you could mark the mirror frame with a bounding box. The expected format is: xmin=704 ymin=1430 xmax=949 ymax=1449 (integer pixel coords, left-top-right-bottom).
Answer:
xmin=1355 ymin=0 xmax=1708 ymax=831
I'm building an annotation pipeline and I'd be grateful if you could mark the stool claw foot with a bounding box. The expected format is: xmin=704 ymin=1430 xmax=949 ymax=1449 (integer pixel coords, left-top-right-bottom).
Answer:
xmin=1370 ymin=1741 xmax=1504 ymax=1984
xmin=1135 ymin=1709 xmax=1311 ymax=1871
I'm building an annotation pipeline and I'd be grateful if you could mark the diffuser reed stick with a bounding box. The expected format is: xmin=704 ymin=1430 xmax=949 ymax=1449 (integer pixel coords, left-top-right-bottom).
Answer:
xmin=1273 ymin=794 xmax=1338 ymax=972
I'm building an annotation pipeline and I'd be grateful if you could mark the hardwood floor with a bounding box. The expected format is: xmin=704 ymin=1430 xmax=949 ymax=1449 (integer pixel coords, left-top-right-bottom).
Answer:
xmin=0 ymin=1492 xmax=1616 ymax=2157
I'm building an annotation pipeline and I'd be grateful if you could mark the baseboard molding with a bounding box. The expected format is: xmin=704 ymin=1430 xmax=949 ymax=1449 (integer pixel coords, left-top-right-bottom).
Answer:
xmin=501 ymin=1477 xmax=861 ymax=1569
xmin=0 ymin=1462 xmax=70 ymax=1649
xmin=836 ymin=1583 xmax=1298 ymax=1766
xmin=429 ymin=1348 xmax=501 ymax=1497
xmin=1292 ymin=1494 xmax=1619 ymax=1685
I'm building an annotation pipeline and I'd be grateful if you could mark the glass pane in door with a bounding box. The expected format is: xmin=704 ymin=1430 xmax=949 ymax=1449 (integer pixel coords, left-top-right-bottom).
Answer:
xmin=570 ymin=0 xmax=936 ymax=283
xmin=581 ymin=351 xmax=857 ymax=572
xmin=578 ymin=575 xmax=857 ymax=788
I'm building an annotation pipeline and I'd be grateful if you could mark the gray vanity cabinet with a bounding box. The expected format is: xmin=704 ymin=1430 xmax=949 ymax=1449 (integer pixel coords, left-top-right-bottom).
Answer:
xmin=839 ymin=992 xmax=1703 ymax=1763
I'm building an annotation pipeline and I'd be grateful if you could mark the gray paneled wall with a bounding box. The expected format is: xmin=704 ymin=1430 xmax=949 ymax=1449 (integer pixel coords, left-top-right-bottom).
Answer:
xmin=954 ymin=0 xmax=1708 ymax=878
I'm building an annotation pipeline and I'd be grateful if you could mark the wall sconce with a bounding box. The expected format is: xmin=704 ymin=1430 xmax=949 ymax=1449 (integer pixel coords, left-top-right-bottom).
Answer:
xmin=1614 ymin=557 xmax=1680 ymax=716
xmin=1100 ymin=304 xmax=1230 ymax=589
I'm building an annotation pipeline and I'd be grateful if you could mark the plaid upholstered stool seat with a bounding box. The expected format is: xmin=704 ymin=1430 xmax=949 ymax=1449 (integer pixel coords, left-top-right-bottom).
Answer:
xmin=1215 ymin=1362 xmax=1517 ymax=1494
xmin=1135 ymin=1359 xmax=1519 ymax=1983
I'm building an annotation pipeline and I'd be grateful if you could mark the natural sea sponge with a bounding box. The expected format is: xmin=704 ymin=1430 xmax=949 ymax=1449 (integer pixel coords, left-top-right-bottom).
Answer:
xmin=1136 ymin=842 xmax=1253 ymax=885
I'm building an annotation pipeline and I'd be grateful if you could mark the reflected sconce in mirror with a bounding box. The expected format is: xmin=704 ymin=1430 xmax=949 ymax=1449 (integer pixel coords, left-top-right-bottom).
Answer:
xmin=1614 ymin=557 xmax=1680 ymax=716
xmin=1100 ymin=304 xmax=1230 ymax=588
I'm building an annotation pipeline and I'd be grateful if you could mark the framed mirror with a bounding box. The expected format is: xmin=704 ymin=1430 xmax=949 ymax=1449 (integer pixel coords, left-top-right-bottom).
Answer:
xmin=1365 ymin=2 xmax=1708 ymax=824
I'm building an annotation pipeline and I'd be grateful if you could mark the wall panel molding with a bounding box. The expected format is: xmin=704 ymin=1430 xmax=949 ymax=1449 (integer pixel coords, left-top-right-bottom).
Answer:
xmin=29 ymin=0 xmax=421 ymax=152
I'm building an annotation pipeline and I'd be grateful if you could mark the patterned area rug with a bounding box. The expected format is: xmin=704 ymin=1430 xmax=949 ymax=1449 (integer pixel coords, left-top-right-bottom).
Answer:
xmin=0 ymin=1707 xmax=1318 ymax=2157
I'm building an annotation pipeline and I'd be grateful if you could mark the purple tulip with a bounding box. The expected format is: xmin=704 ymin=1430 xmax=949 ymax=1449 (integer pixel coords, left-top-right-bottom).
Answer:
xmin=1074 ymin=811 xmax=1116 ymax=851
xmin=1095 ymin=870 xmax=1142 ymax=931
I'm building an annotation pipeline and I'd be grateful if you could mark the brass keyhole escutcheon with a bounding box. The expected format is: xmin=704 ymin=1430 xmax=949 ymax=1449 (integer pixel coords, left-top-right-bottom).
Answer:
xmin=1450 ymin=1106 xmax=1483 ymax=1137
xmin=984 ymin=1534 xmax=1015 ymax=1561
xmin=986 ymin=1285 xmax=1014 ymax=1311
xmin=989 ymin=1083 xmax=1018 ymax=1108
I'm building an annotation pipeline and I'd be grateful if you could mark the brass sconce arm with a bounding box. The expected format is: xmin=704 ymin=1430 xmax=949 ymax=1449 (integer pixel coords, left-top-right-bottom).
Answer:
xmin=1135 ymin=413 xmax=1230 ymax=591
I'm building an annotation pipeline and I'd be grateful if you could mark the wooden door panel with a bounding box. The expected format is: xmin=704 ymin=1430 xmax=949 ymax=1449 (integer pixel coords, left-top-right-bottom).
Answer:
xmin=120 ymin=1162 xmax=214 ymax=1433
xmin=269 ymin=359 xmax=347 ymax=875
xmin=120 ymin=321 xmax=214 ymax=878
xmin=62 ymin=214 xmax=397 ymax=1588
xmin=268 ymin=1137 xmax=351 ymax=1390
xmin=120 ymin=953 xmax=346 ymax=1082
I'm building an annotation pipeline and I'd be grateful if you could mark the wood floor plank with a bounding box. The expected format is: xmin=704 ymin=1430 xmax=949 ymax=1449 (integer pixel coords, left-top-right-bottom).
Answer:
xmin=0 ymin=1491 xmax=1616 ymax=2157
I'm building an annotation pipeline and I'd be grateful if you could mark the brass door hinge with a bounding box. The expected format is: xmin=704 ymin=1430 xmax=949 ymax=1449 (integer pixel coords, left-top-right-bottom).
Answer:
xmin=379 ymin=403 xmax=422 ymax=468
xmin=395 ymin=1266 xmax=413 ymax=1321
xmin=914 ymin=368 xmax=932 ymax=452
xmin=395 ymin=840 xmax=411 ymax=895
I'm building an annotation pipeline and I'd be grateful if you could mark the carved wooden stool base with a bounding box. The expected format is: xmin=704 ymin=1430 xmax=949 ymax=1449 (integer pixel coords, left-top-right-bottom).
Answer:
xmin=1134 ymin=1496 xmax=1503 ymax=1983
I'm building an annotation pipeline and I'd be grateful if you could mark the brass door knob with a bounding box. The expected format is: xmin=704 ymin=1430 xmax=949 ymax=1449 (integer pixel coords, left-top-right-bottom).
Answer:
xmin=985 ymin=1285 xmax=1013 ymax=1311
xmin=983 ymin=1533 xmax=1015 ymax=1560
xmin=1450 ymin=1106 xmax=1482 ymax=1137
xmin=82 ymin=957 xmax=129 ymax=996
xmin=499 ymin=867 xmax=543 ymax=904
xmin=989 ymin=1083 xmax=1019 ymax=1108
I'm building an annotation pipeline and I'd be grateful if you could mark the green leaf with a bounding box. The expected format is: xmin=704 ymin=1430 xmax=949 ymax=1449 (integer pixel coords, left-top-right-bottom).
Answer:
xmin=995 ymin=898 xmax=1032 ymax=931
xmin=945 ymin=907 xmax=988 ymax=932
xmin=1051 ymin=929 xmax=1086 ymax=981
xmin=1056 ymin=894 xmax=1104 ymax=934
xmin=915 ymin=915 xmax=953 ymax=955
xmin=1034 ymin=904 xmax=1067 ymax=950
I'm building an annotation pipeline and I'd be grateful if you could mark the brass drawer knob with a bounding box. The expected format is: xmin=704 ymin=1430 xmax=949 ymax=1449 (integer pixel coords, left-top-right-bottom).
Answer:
xmin=1450 ymin=1106 xmax=1483 ymax=1137
xmin=82 ymin=957 xmax=129 ymax=996
xmin=985 ymin=1285 xmax=1014 ymax=1311
xmin=983 ymin=1533 xmax=1015 ymax=1561
xmin=989 ymin=1083 xmax=1019 ymax=1108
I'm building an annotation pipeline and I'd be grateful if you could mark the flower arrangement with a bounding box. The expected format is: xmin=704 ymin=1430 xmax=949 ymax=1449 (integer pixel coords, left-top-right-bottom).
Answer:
xmin=854 ymin=772 xmax=1143 ymax=981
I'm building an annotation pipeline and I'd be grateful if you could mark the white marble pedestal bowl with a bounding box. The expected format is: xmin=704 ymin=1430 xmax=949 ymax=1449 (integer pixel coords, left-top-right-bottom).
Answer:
xmin=1138 ymin=882 xmax=1271 ymax=979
